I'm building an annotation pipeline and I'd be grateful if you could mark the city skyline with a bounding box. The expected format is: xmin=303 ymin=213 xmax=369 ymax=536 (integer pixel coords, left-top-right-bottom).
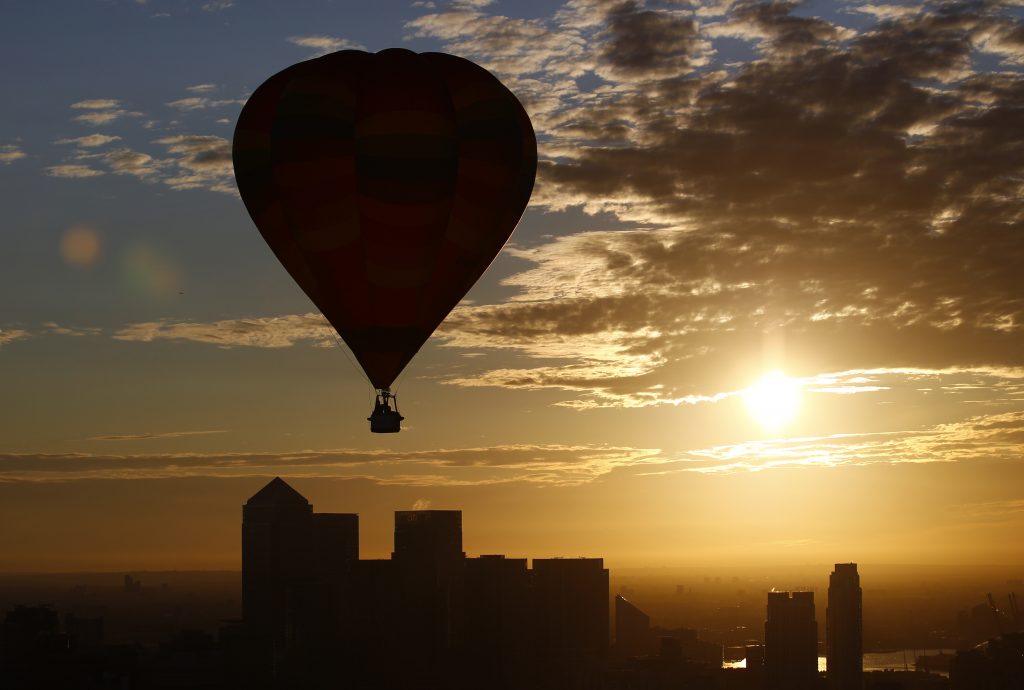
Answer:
xmin=2 ymin=0 xmax=1024 ymax=573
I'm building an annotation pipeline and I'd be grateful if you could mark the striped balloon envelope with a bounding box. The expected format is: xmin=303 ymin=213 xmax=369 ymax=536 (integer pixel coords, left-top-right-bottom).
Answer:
xmin=233 ymin=49 xmax=537 ymax=429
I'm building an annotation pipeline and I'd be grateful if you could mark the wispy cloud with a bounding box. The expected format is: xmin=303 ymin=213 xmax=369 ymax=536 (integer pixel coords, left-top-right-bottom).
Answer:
xmin=0 ymin=144 xmax=26 ymax=165
xmin=54 ymin=134 xmax=122 ymax=148
xmin=166 ymin=97 xmax=244 ymax=111
xmin=70 ymin=99 xmax=121 ymax=110
xmin=0 ymin=444 xmax=661 ymax=486
xmin=46 ymin=164 xmax=105 ymax=178
xmin=680 ymin=410 xmax=1024 ymax=474
xmin=112 ymin=313 xmax=335 ymax=348
xmin=154 ymin=134 xmax=235 ymax=193
xmin=287 ymin=35 xmax=366 ymax=56
xmin=0 ymin=329 xmax=30 ymax=346
xmin=86 ymin=430 xmax=228 ymax=441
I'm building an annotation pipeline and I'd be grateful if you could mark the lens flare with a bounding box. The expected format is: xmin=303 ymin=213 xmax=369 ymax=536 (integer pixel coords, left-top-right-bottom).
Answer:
xmin=121 ymin=244 xmax=181 ymax=297
xmin=60 ymin=225 xmax=102 ymax=268
xmin=744 ymin=370 xmax=801 ymax=432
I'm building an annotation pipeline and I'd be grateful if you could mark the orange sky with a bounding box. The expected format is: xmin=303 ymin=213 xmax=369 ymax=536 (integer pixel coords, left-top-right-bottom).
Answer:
xmin=2 ymin=0 xmax=1023 ymax=572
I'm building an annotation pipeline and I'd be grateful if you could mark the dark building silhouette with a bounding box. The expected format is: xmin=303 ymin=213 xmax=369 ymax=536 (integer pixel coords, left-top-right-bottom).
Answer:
xmin=241 ymin=477 xmax=358 ymax=684
xmin=465 ymin=555 xmax=533 ymax=689
xmin=533 ymin=557 xmax=610 ymax=688
xmin=765 ymin=591 xmax=818 ymax=690
xmin=615 ymin=594 xmax=654 ymax=658
xmin=391 ymin=510 xmax=467 ymax=688
xmin=828 ymin=563 xmax=863 ymax=690
xmin=241 ymin=477 xmax=610 ymax=689
xmin=950 ymin=632 xmax=1024 ymax=690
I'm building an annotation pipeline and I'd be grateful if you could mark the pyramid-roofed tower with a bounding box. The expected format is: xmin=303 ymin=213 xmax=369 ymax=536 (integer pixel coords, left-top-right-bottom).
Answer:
xmin=245 ymin=477 xmax=310 ymax=507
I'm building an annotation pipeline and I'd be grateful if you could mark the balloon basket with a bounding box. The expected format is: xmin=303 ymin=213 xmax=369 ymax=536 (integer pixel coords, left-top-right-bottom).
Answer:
xmin=368 ymin=389 xmax=404 ymax=434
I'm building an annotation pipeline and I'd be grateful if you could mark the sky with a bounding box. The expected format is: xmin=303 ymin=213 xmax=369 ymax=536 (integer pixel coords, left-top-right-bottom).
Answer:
xmin=1 ymin=0 xmax=1023 ymax=572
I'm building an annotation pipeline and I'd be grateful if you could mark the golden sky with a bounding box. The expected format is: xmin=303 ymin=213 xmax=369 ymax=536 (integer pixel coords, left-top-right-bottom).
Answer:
xmin=1 ymin=0 xmax=1023 ymax=571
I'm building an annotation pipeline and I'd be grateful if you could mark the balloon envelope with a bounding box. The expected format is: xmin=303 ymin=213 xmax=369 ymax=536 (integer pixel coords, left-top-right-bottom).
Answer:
xmin=233 ymin=49 xmax=537 ymax=389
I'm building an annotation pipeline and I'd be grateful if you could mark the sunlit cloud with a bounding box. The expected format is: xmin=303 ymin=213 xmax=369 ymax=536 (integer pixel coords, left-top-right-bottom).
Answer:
xmin=410 ymin=0 xmax=1024 ymax=408
xmin=86 ymin=430 xmax=228 ymax=441
xmin=154 ymin=134 xmax=235 ymax=193
xmin=186 ymin=83 xmax=218 ymax=93
xmin=287 ymin=35 xmax=366 ymax=56
xmin=41 ymin=323 xmax=102 ymax=337
xmin=112 ymin=313 xmax=335 ymax=348
xmin=0 ymin=329 xmax=30 ymax=347
xmin=54 ymin=134 xmax=122 ymax=148
xmin=68 ymin=98 xmax=141 ymax=126
xmin=166 ymin=97 xmax=244 ymax=110
xmin=682 ymin=410 xmax=1024 ymax=474
xmin=0 ymin=444 xmax=662 ymax=486
xmin=70 ymin=99 xmax=121 ymax=110
xmin=0 ymin=144 xmax=26 ymax=164
xmin=46 ymin=164 xmax=105 ymax=178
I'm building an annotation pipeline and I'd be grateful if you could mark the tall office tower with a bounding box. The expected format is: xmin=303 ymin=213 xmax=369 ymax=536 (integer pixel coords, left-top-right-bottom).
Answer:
xmin=313 ymin=512 xmax=359 ymax=574
xmin=393 ymin=510 xmax=464 ymax=562
xmin=615 ymin=595 xmax=654 ymax=658
xmin=465 ymin=555 xmax=533 ymax=689
xmin=241 ymin=478 xmax=315 ymax=670
xmin=392 ymin=510 xmax=467 ymax=688
xmin=532 ymin=558 xmax=610 ymax=689
xmin=827 ymin=563 xmax=863 ymax=690
xmin=765 ymin=591 xmax=818 ymax=690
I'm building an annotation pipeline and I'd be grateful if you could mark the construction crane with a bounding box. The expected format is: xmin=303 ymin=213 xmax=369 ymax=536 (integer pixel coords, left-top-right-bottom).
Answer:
xmin=986 ymin=593 xmax=1006 ymax=635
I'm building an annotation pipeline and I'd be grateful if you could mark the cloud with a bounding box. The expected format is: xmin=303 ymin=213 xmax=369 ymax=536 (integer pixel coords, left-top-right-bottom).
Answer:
xmin=596 ymin=1 xmax=709 ymax=80
xmin=0 ymin=329 xmax=30 ymax=347
xmin=406 ymin=0 xmax=1024 ymax=410
xmin=705 ymin=0 xmax=849 ymax=56
xmin=68 ymin=98 xmax=143 ymax=126
xmin=86 ymin=430 xmax=228 ymax=441
xmin=202 ymin=0 xmax=233 ymax=10
xmin=152 ymin=134 xmax=235 ymax=193
xmin=42 ymin=322 xmax=102 ymax=337
xmin=166 ymin=97 xmax=244 ymax=110
xmin=54 ymin=134 xmax=122 ymax=148
xmin=102 ymin=148 xmax=163 ymax=178
xmin=46 ymin=164 xmax=105 ymax=178
xmin=112 ymin=313 xmax=336 ymax=348
xmin=186 ymin=83 xmax=218 ymax=93
xmin=0 ymin=444 xmax=662 ymax=486
xmin=679 ymin=410 xmax=1024 ymax=474
xmin=0 ymin=145 xmax=26 ymax=164
xmin=70 ymin=99 xmax=121 ymax=110
xmin=287 ymin=35 xmax=366 ymax=56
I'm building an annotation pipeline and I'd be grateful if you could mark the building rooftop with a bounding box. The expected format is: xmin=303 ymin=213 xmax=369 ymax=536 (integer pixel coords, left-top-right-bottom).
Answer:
xmin=245 ymin=477 xmax=310 ymax=507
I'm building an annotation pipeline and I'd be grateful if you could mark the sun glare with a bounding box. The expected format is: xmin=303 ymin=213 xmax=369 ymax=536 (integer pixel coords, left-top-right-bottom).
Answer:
xmin=744 ymin=370 xmax=801 ymax=432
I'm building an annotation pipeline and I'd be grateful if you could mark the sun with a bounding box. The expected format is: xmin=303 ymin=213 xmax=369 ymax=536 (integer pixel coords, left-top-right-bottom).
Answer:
xmin=744 ymin=370 xmax=801 ymax=432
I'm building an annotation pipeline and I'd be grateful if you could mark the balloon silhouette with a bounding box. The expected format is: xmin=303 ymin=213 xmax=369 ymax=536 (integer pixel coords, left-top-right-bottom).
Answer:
xmin=233 ymin=49 xmax=537 ymax=432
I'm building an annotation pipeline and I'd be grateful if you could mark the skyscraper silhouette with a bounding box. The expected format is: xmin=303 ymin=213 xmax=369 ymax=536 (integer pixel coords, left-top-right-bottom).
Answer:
xmin=533 ymin=558 xmax=609 ymax=688
xmin=242 ymin=477 xmax=315 ymax=675
xmin=241 ymin=478 xmax=610 ymax=689
xmin=615 ymin=595 xmax=654 ymax=658
xmin=392 ymin=510 xmax=467 ymax=688
xmin=827 ymin=563 xmax=863 ymax=690
xmin=241 ymin=478 xmax=358 ymax=684
xmin=765 ymin=591 xmax=818 ymax=690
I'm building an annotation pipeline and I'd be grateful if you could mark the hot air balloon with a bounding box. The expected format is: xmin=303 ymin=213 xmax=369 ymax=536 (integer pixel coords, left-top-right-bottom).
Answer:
xmin=233 ymin=49 xmax=537 ymax=433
